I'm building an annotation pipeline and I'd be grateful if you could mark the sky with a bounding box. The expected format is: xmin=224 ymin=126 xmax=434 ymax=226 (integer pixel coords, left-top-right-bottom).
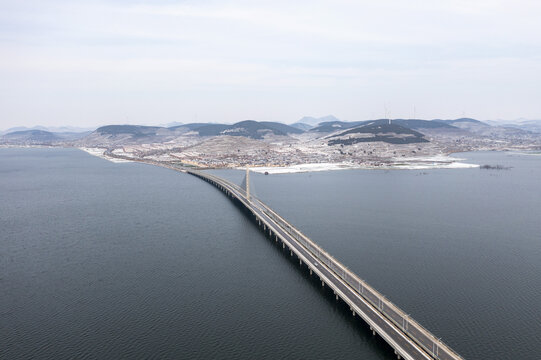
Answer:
xmin=1 ymin=0 xmax=540 ymax=129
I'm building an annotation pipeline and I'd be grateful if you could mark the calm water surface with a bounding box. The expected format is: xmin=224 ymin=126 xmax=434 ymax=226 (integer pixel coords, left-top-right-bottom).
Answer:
xmin=1 ymin=148 xmax=540 ymax=359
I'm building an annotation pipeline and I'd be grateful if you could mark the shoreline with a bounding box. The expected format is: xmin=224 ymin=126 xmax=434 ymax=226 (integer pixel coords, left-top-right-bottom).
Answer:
xmin=6 ymin=146 xmax=481 ymax=173
xmin=76 ymin=147 xmax=479 ymax=172
xmin=78 ymin=147 xmax=134 ymax=163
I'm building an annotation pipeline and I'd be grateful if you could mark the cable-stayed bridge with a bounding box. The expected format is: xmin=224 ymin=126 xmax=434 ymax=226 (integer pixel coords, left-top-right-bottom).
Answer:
xmin=183 ymin=167 xmax=463 ymax=360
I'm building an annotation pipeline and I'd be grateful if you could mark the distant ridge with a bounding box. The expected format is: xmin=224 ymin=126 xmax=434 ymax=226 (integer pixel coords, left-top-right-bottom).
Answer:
xmin=392 ymin=119 xmax=457 ymax=129
xmin=172 ymin=120 xmax=302 ymax=138
xmin=497 ymin=120 xmax=541 ymax=133
xmin=78 ymin=120 xmax=304 ymax=145
xmin=435 ymin=118 xmax=486 ymax=125
xmin=2 ymin=130 xmax=61 ymax=143
xmin=4 ymin=117 xmax=534 ymax=147
xmin=97 ymin=125 xmax=162 ymax=137
xmin=298 ymin=115 xmax=341 ymax=126
xmin=1 ymin=125 xmax=95 ymax=136
xmin=290 ymin=122 xmax=313 ymax=131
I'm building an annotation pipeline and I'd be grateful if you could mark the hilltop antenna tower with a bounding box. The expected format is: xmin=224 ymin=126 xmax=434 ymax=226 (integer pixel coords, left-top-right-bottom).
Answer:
xmin=384 ymin=103 xmax=391 ymax=125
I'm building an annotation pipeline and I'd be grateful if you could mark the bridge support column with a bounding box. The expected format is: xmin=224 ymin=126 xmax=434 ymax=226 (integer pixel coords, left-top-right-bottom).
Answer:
xmin=299 ymin=259 xmax=302 ymax=266
xmin=370 ymin=326 xmax=375 ymax=335
xmin=321 ymin=281 xmax=324 ymax=287
xmin=310 ymin=269 xmax=312 ymax=275
xmin=290 ymin=250 xmax=293 ymax=257
xmin=394 ymin=351 xmax=400 ymax=359
xmin=282 ymin=243 xmax=285 ymax=249
xmin=352 ymin=310 xmax=355 ymax=317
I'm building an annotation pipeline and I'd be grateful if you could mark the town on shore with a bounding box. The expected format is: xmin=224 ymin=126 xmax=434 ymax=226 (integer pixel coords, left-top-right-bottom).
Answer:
xmin=2 ymin=116 xmax=541 ymax=172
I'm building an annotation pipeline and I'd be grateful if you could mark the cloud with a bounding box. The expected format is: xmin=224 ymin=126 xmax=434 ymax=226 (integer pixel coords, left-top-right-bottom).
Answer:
xmin=1 ymin=0 xmax=540 ymax=127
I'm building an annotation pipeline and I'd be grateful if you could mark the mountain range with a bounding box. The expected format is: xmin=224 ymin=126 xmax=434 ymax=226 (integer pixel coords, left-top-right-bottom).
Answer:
xmin=1 ymin=116 xmax=537 ymax=147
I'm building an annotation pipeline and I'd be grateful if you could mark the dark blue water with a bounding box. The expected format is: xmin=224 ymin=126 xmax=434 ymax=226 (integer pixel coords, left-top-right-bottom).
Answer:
xmin=1 ymin=148 xmax=540 ymax=359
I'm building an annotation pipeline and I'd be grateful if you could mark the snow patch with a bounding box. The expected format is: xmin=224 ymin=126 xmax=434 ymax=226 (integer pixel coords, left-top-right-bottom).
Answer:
xmin=79 ymin=147 xmax=133 ymax=163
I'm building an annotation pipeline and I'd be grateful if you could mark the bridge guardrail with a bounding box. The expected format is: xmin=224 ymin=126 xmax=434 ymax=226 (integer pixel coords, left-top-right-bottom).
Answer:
xmin=257 ymin=200 xmax=461 ymax=360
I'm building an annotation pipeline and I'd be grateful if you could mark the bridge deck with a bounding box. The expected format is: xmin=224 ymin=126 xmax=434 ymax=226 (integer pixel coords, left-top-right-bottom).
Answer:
xmin=186 ymin=169 xmax=464 ymax=360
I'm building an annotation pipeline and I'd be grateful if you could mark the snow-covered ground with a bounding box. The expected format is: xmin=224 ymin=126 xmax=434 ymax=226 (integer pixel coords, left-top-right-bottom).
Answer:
xmin=79 ymin=146 xmax=477 ymax=172
xmin=79 ymin=147 xmax=133 ymax=163
xmin=243 ymin=155 xmax=478 ymax=174
xmin=246 ymin=163 xmax=357 ymax=174
xmin=390 ymin=155 xmax=479 ymax=170
xmin=390 ymin=162 xmax=478 ymax=170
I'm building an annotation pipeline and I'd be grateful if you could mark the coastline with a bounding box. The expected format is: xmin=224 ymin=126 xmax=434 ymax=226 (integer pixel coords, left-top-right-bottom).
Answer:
xmin=507 ymin=150 xmax=541 ymax=156
xmin=78 ymin=147 xmax=134 ymax=163
xmin=3 ymin=146 xmax=482 ymax=172
xmin=76 ymin=147 xmax=479 ymax=172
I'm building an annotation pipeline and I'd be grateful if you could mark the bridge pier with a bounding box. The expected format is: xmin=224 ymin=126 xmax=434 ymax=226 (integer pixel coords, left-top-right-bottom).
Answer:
xmin=309 ymin=269 xmax=312 ymax=275
xmin=321 ymin=281 xmax=324 ymax=287
xmin=394 ymin=350 xmax=401 ymax=359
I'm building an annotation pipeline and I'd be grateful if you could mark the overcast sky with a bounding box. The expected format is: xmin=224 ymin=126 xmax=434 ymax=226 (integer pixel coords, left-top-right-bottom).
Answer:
xmin=1 ymin=0 xmax=540 ymax=129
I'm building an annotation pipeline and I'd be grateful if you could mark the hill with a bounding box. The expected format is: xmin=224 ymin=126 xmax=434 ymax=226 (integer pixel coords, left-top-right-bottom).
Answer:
xmin=96 ymin=125 xmax=163 ymax=137
xmin=435 ymin=118 xmax=486 ymax=125
xmin=220 ymin=120 xmax=299 ymax=139
xmin=78 ymin=125 xmax=177 ymax=146
xmin=260 ymin=121 xmax=304 ymax=135
xmin=1 ymin=125 xmax=94 ymax=136
xmin=312 ymin=119 xmax=458 ymax=133
xmin=290 ymin=122 xmax=313 ymax=131
xmin=311 ymin=120 xmax=365 ymax=132
xmin=431 ymin=118 xmax=531 ymax=138
xmin=1 ymin=130 xmax=62 ymax=143
xmin=391 ymin=119 xmax=457 ymax=129
xmin=172 ymin=120 xmax=302 ymax=138
xmin=76 ymin=120 xmax=304 ymax=146
xmin=327 ymin=122 xmax=429 ymax=145
xmin=499 ymin=120 xmax=541 ymax=134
